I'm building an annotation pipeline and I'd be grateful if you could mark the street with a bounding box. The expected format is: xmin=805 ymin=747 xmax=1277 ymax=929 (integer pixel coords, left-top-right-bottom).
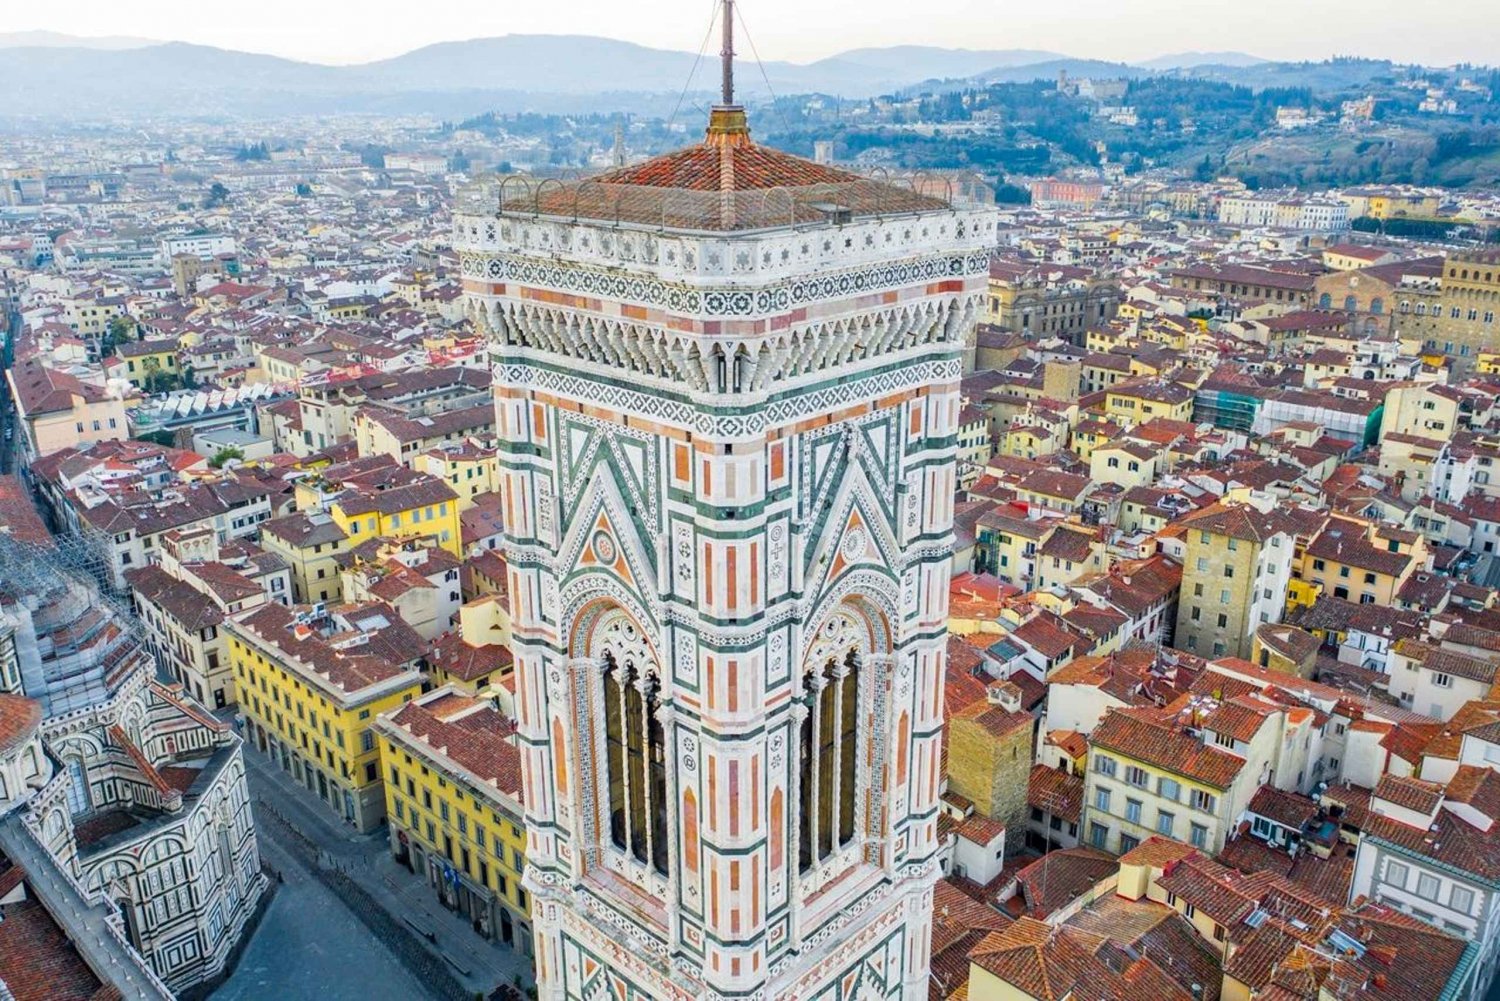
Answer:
xmin=211 ymin=829 xmax=434 ymax=1001
xmin=221 ymin=732 xmax=534 ymax=1000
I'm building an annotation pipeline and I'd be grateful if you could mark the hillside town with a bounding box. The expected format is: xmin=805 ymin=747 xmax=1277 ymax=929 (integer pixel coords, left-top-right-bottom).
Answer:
xmin=6 ymin=53 xmax=1500 ymax=1001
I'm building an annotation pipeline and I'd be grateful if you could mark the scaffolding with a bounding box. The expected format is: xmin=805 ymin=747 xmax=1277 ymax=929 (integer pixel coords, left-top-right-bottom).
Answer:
xmin=1192 ymin=386 xmax=1264 ymax=432
xmin=0 ymin=530 xmax=153 ymax=716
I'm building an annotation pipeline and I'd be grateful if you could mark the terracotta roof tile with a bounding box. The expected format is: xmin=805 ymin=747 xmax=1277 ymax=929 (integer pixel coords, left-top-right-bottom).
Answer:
xmin=1014 ymin=847 xmax=1117 ymax=918
xmin=507 ymin=115 xmax=949 ymax=231
xmin=1028 ymin=764 xmax=1083 ymax=823
xmin=1090 ymin=707 xmax=1246 ymax=789
xmin=967 ymin=918 xmax=1114 ymax=1000
xmin=0 ymin=895 xmax=112 ymax=1001
xmin=1373 ymin=774 xmax=1444 ymax=815
xmin=384 ymin=690 xmax=521 ymax=799
xmin=0 ymin=694 xmax=42 ymax=755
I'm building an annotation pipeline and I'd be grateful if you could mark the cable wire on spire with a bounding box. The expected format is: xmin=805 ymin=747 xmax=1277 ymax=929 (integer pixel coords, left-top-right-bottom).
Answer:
xmin=733 ymin=2 xmax=793 ymax=136
xmin=666 ymin=0 xmax=723 ymax=131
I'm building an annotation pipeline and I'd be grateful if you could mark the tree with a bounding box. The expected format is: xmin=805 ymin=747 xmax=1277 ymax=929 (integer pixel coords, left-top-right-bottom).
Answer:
xmin=101 ymin=315 xmax=134 ymax=358
xmin=203 ymin=182 xmax=230 ymax=208
xmin=993 ymin=182 xmax=1033 ymax=205
xmin=294 ymin=182 xmax=313 ymax=197
xmin=208 ymin=447 xmax=244 ymax=469
xmin=142 ymin=371 xmax=172 ymax=395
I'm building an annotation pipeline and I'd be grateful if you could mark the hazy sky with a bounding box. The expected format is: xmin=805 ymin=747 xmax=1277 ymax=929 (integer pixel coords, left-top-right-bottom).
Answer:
xmin=5 ymin=0 xmax=1497 ymax=68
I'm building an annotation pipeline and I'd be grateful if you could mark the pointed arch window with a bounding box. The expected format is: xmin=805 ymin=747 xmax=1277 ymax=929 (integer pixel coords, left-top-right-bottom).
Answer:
xmin=601 ymin=635 xmax=667 ymax=876
xmin=799 ymin=637 xmax=861 ymax=871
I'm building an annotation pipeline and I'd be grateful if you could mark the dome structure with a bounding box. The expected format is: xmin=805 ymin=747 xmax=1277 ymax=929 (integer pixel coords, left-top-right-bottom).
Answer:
xmin=0 ymin=692 xmax=41 ymax=757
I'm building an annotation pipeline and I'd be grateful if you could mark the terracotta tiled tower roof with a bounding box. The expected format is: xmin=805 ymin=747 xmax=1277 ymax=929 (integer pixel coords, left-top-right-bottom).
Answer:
xmin=490 ymin=7 xmax=949 ymax=234
xmin=512 ymin=115 xmax=948 ymax=232
xmin=593 ymin=109 xmax=857 ymax=193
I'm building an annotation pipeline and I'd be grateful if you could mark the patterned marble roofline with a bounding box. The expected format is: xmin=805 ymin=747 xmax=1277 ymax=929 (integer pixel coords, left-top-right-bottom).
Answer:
xmin=460 ymin=249 xmax=990 ymax=318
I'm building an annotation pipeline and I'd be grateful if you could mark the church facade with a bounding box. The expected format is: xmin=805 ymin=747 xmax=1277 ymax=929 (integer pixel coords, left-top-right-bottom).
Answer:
xmin=0 ymin=561 xmax=265 ymax=995
xmin=456 ymin=97 xmax=991 ymax=999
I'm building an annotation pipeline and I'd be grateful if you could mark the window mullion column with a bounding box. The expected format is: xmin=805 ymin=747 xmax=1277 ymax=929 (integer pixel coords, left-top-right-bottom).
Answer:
xmin=829 ymin=660 xmax=848 ymax=851
xmin=636 ymin=672 xmax=656 ymax=872
xmin=787 ymin=698 xmax=808 ymax=948
xmin=617 ymin=665 xmax=635 ymax=860
xmin=807 ymin=670 xmax=826 ymax=866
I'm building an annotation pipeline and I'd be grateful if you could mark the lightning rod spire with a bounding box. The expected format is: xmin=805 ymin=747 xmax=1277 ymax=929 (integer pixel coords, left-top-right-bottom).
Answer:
xmin=720 ymin=0 xmax=736 ymax=106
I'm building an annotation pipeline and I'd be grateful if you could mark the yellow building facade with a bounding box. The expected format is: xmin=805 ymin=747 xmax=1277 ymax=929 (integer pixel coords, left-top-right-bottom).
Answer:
xmin=1085 ymin=715 xmax=1240 ymax=857
xmin=1103 ymin=383 xmax=1194 ymax=428
xmin=413 ymin=444 xmax=500 ymax=512
xmin=227 ymin=602 xmax=426 ymax=832
xmin=1175 ymin=502 xmax=1295 ymax=661
xmin=377 ymin=687 xmax=532 ymax=955
xmin=1299 ymin=517 xmax=1425 ymax=606
xmin=328 ymin=478 xmax=463 ymax=557
xmin=259 ymin=511 xmax=350 ymax=604
xmin=119 ymin=343 xmax=180 ymax=389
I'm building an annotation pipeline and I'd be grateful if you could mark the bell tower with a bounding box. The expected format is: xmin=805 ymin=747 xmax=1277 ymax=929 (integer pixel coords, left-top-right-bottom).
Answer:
xmin=455 ymin=10 xmax=992 ymax=995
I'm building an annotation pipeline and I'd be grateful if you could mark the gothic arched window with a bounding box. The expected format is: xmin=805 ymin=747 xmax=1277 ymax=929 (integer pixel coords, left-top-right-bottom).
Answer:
xmin=798 ymin=617 xmax=863 ymax=871
xmin=599 ymin=619 xmax=667 ymax=876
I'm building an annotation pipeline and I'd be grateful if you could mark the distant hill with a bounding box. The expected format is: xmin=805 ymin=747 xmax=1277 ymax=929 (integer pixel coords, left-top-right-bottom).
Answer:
xmin=829 ymin=46 xmax=1068 ymax=82
xmin=357 ymin=35 xmax=727 ymax=95
xmin=0 ymin=30 xmax=158 ymax=50
xmin=0 ymin=34 xmax=1469 ymax=120
xmin=0 ymin=36 xmax=1091 ymax=118
xmin=0 ymin=43 xmax=349 ymax=118
xmin=355 ymin=37 xmax=1082 ymax=97
xmin=968 ymin=58 xmax=1146 ymax=85
xmin=1136 ymin=50 xmax=1268 ymax=70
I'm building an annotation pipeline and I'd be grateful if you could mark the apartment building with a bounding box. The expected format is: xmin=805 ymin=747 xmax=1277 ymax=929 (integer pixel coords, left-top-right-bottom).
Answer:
xmin=1175 ymin=499 xmax=1298 ymax=659
xmin=6 ymin=356 xmax=135 ymax=463
xmin=1353 ymin=769 xmax=1500 ymax=999
xmin=227 ymin=600 xmax=427 ymax=831
xmin=327 ymin=475 xmax=463 ymax=558
xmin=126 ymin=527 xmax=289 ymax=708
xmin=986 ymin=256 xmax=1121 ymax=344
xmin=1084 ymin=691 xmax=1315 ymax=856
xmin=1299 ymin=516 xmax=1427 ymax=606
xmin=352 ymin=401 xmax=495 ymax=464
xmin=376 ymin=687 xmax=532 ymax=956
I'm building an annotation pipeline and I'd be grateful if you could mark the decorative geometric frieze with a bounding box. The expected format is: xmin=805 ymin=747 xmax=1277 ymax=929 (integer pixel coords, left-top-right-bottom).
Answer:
xmin=496 ymin=357 xmax=962 ymax=439
xmin=460 ymin=250 xmax=989 ymax=317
